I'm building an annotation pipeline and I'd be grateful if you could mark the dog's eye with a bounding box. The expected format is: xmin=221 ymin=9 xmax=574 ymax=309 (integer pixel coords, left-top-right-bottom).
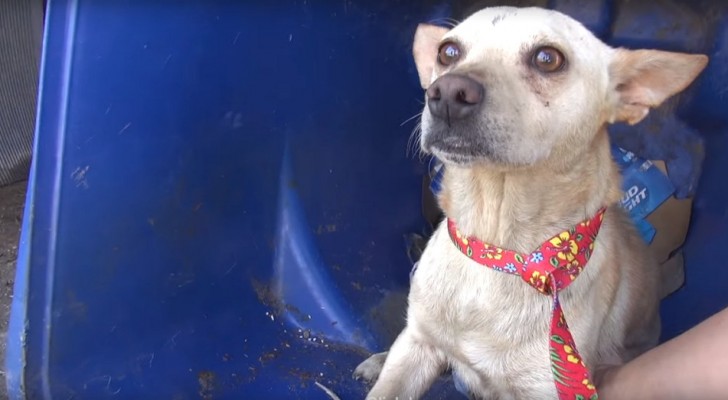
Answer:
xmin=438 ymin=41 xmax=461 ymax=66
xmin=533 ymin=47 xmax=565 ymax=72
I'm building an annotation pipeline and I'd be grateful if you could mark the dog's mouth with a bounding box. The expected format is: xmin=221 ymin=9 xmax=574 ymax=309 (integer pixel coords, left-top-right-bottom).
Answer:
xmin=422 ymin=131 xmax=497 ymax=166
xmin=429 ymin=144 xmax=480 ymax=166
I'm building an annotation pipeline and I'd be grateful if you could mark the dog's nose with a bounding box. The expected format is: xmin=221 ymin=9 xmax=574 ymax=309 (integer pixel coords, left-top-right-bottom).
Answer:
xmin=426 ymin=74 xmax=484 ymax=123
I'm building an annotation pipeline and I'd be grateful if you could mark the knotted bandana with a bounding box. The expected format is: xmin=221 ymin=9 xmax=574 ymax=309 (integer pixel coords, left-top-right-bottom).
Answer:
xmin=448 ymin=209 xmax=606 ymax=400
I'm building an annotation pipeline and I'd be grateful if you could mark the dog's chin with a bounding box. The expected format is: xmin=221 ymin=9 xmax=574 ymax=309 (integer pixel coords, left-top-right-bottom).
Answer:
xmin=430 ymin=148 xmax=483 ymax=167
xmin=420 ymin=123 xmax=547 ymax=169
xmin=427 ymin=143 xmax=543 ymax=171
xmin=420 ymin=121 xmax=504 ymax=167
xmin=423 ymin=137 xmax=499 ymax=167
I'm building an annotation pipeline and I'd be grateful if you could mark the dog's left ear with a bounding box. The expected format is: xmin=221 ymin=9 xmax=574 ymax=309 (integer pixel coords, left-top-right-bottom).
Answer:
xmin=608 ymin=49 xmax=708 ymax=125
xmin=413 ymin=23 xmax=450 ymax=89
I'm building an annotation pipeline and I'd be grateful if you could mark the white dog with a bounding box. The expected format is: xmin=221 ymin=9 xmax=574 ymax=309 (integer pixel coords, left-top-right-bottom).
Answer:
xmin=354 ymin=6 xmax=707 ymax=400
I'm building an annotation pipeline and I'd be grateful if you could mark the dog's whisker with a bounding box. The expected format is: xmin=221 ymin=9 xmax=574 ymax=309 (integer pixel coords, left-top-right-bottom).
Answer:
xmin=406 ymin=124 xmax=417 ymax=157
xmin=417 ymin=144 xmax=427 ymax=162
xmin=407 ymin=122 xmax=423 ymax=159
xmin=406 ymin=128 xmax=417 ymax=158
xmin=400 ymin=112 xmax=423 ymax=127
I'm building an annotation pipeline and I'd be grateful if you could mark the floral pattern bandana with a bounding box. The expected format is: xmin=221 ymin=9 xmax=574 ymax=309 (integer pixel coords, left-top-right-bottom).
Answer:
xmin=447 ymin=208 xmax=606 ymax=400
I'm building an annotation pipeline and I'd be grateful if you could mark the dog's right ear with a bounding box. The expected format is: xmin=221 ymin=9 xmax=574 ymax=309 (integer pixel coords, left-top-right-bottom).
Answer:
xmin=413 ymin=24 xmax=450 ymax=89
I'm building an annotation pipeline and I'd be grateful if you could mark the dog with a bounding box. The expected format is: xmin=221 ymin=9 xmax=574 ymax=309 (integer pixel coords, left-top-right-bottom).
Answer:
xmin=353 ymin=6 xmax=708 ymax=400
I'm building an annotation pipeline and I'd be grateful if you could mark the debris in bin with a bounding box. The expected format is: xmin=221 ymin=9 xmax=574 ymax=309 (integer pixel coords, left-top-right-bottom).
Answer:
xmin=265 ymin=311 xmax=276 ymax=322
xmin=315 ymin=381 xmax=341 ymax=400
xmin=197 ymin=370 xmax=216 ymax=400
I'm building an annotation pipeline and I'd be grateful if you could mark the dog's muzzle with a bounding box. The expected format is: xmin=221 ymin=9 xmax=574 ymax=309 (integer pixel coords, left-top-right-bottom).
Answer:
xmin=426 ymin=74 xmax=484 ymax=125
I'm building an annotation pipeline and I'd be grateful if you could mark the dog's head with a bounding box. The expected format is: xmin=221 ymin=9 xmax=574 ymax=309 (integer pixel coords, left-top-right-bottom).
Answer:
xmin=413 ymin=7 xmax=708 ymax=168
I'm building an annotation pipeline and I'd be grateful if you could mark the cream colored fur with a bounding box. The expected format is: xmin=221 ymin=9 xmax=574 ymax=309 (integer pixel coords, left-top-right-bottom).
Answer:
xmin=354 ymin=6 xmax=708 ymax=400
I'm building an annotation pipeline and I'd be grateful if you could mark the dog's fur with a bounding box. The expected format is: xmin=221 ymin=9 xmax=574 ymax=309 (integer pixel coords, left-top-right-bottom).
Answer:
xmin=353 ymin=6 xmax=708 ymax=400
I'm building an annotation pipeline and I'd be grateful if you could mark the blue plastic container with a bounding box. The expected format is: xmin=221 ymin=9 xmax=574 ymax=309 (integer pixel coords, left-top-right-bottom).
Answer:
xmin=6 ymin=0 xmax=728 ymax=399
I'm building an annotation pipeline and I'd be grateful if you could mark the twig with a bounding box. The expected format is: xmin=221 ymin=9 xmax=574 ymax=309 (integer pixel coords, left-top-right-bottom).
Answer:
xmin=314 ymin=381 xmax=341 ymax=400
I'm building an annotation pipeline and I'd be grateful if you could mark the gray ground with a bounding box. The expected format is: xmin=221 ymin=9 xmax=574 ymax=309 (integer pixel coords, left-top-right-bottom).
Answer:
xmin=0 ymin=180 xmax=26 ymax=398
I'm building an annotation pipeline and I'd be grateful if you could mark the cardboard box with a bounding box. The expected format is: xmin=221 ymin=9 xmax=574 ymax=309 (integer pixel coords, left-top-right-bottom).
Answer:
xmin=648 ymin=161 xmax=693 ymax=298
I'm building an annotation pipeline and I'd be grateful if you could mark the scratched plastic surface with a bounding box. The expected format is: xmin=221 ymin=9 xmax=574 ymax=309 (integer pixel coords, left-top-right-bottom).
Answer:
xmin=6 ymin=0 xmax=728 ymax=399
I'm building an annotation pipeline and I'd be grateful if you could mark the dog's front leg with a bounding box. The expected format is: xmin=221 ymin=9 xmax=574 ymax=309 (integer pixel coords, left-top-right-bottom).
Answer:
xmin=365 ymin=327 xmax=446 ymax=400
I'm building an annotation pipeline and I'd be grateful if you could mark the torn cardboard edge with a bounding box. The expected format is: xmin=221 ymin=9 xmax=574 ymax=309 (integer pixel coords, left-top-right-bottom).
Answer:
xmin=647 ymin=161 xmax=692 ymax=263
xmin=649 ymin=160 xmax=692 ymax=299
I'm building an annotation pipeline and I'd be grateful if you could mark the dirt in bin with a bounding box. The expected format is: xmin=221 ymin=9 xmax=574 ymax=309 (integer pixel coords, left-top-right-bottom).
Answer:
xmin=251 ymin=278 xmax=313 ymax=323
xmin=199 ymin=326 xmax=373 ymax=398
xmin=0 ymin=181 xmax=27 ymax=398
xmin=277 ymin=338 xmax=373 ymax=395
xmin=197 ymin=370 xmax=217 ymax=400
xmin=248 ymin=277 xmax=392 ymax=397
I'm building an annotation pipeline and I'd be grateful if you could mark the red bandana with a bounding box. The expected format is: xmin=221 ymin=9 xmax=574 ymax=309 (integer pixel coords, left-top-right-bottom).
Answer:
xmin=447 ymin=209 xmax=606 ymax=400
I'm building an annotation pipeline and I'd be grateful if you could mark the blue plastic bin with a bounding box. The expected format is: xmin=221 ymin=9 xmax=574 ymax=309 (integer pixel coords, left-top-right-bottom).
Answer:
xmin=6 ymin=0 xmax=728 ymax=399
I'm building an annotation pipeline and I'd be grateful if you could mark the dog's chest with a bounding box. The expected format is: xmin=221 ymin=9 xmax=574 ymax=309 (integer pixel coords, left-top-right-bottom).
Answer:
xmin=409 ymin=227 xmax=557 ymax=391
xmin=412 ymin=230 xmax=553 ymax=344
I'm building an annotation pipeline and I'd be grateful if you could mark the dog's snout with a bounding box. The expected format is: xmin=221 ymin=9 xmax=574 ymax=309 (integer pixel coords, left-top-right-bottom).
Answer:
xmin=426 ymin=74 xmax=484 ymax=123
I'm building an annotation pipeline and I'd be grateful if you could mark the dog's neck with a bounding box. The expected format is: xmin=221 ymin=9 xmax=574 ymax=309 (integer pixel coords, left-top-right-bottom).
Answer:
xmin=438 ymin=128 xmax=621 ymax=254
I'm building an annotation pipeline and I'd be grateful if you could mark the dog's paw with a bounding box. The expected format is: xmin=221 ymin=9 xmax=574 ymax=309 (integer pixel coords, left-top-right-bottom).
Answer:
xmin=353 ymin=352 xmax=388 ymax=383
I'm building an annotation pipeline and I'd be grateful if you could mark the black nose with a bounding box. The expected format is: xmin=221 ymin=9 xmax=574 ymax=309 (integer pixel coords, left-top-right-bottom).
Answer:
xmin=426 ymin=74 xmax=484 ymax=123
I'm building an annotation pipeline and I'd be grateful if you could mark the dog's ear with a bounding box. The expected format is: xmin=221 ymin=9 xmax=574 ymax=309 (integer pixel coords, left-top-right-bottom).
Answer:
xmin=608 ymin=49 xmax=708 ymax=125
xmin=413 ymin=24 xmax=450 ymax=89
